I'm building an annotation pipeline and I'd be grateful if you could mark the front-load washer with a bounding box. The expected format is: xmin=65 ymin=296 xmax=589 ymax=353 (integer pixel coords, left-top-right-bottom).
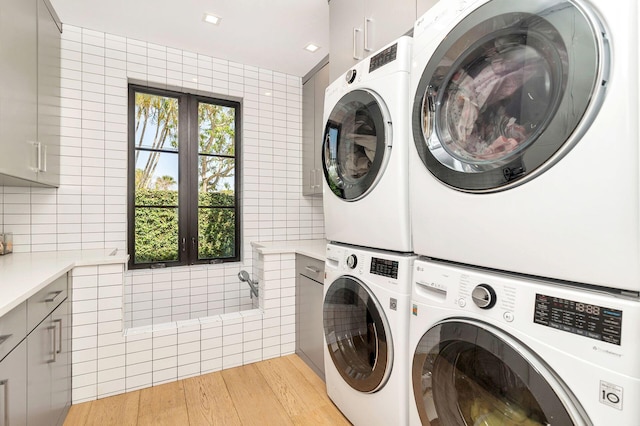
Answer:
xmin=322 ymin=36 xmax=412 ymax=253
xmin=323 ymin=242 xmax=416 ymax=425
xmin=409 ymin=0 xmax=640 ymax=293
xmin=409 ymin=258 xmax=640 ymax=425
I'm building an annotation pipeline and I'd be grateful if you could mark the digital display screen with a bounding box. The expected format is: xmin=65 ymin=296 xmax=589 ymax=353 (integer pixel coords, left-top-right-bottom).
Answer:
xmin=370 ymin=257 xmax=398 ymax=279
xmin=534 ymin=294 xmax=622 ymax=345
xmin=369 ymin=43 xmax=397 ymax=73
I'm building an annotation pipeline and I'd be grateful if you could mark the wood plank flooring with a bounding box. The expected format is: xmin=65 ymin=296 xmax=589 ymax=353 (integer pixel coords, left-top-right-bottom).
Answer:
xmin=64 ymin=354 xmax=351 ymax=426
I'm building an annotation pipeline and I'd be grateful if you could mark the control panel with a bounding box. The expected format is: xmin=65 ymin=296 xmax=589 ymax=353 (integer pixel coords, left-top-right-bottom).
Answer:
xmin=371 ymin=257 xmax=399 ymax=279
xmin=369 ymin=43 xmax=397 ymax=73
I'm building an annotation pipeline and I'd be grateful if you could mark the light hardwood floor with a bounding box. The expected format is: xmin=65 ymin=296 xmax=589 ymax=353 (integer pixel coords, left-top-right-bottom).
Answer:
xmin=64 ymin=354 xmax=351 ymax=426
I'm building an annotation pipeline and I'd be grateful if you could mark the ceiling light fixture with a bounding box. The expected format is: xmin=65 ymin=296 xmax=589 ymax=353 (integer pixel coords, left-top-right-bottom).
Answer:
xmin=203 ymin=13 xmax=221 ymax=25
xmin=304 ymin=43 xmax=320 ymax=53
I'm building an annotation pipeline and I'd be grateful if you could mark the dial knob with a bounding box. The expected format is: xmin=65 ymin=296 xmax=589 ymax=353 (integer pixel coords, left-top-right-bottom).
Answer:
xmin=345 ymin=69 xmax=357 ymax=84
xmin=346 ymin=254 xmax=358 ymax=269
xmin=471 ymin=284 xmax=497 ymax=309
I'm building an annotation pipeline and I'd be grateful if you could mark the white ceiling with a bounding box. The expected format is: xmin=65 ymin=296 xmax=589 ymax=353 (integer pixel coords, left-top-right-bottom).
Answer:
xmin=48 ymin=0 xmax=330 ymax=77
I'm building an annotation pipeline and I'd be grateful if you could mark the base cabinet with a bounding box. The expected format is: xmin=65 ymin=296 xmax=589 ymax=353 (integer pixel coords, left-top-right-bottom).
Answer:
xmin=0 ymin=340 xmax=28 ymax=426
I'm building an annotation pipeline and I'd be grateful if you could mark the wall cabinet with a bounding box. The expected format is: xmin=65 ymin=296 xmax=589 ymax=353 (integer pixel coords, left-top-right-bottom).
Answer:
xmin=329 ymin=0 xmax=416 ymax=81
xmin=0 ymin=0 xmax=61 ymax=187
xmin=295 ymin=255 xmax=325 ymax=379
xmin=302 ymin=62 xmax=330 ymax=196
xmin=0 ymin=274 xmax=70 ymax=426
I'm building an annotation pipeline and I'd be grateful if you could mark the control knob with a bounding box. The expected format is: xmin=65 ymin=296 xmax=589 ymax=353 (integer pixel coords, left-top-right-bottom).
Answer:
xmin=471 ymin=284 xmax=497 ymax=309
xmin=345 ymin=69 xmax=357 ymax=84
xmin=346 ymin=254 xmax=358 ymax=269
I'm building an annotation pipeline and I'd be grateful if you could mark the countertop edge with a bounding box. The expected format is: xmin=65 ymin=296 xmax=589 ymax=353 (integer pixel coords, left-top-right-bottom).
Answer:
xmin=251 ymin=239 xmax=327 ymax=261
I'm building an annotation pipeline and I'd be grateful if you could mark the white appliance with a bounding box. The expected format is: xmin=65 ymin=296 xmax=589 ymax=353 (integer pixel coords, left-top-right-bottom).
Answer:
xmin=322 ymin=36 xmax=412 ymax=252
xmin=323 ymin=242 xmax=416 ymax=425
xmin=409 ymin=0 xmax=640 ymax=293
xmin=409 ymin=258 xmax=640 ymax=425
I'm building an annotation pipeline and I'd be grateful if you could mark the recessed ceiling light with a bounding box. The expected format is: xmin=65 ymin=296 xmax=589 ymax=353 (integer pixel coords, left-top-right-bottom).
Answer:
xmin=203 ymin=13 xmax=221 ymax=25
xmin=304 ymin=43 xmax=320 ymax=53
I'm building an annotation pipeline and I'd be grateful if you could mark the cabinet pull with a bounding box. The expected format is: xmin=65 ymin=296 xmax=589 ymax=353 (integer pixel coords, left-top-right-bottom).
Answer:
xmin=364 ymin=18 xmax=373 ymax=52
xmin=310 ymin=169 xmax=315 ymax=190
xmin=0 ymin=335 xmax=11 ymax=347
xmin=53 ymin=319 xmax=62 ymax=354
xmin=305 ymin=266 xmax=321 ymax=274
xmin=353 ymin=28 xmax=363 ymax=60
xmin=0 ymin=379 xmax=8 ymax=426
xmin=35 ymin=142 xmax=47 ymax=173
xmin=48 ymin=325 xmax=57 ymax=363
xmin=316 ymin=169 xmax=323 ymax=189
xmin=44 ymin=290 xmax=63 ymax=303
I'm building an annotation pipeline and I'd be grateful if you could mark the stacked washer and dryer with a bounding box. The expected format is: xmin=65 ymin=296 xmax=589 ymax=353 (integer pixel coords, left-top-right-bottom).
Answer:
xmin=408 ymin=0 xmax=640 ymax=425
xmin=320 ymin=36 xmax=417 ymax=425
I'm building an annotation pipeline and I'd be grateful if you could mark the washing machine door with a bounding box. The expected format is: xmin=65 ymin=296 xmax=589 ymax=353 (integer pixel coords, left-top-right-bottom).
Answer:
xmin=412 ymin=319 xmax=590 ymax=425
xmin=323 ymin=276 xmax=392 ymax=393
xmin=323 ymin=89 xmax=391 ymax=201
xmin=412 ymin=0 xmax=608 ymax=192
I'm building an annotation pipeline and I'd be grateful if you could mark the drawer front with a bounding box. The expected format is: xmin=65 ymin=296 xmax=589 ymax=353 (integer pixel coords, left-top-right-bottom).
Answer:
xmin=0 ymin=301 xmax=27 ymax=362
xmin=27 ymin=274 xmax=68 ymax=333
xmin=296 ymin=255 xmax=325 ymax=283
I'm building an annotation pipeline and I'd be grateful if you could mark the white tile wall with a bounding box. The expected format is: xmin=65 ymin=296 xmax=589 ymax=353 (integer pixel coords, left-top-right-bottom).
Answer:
xmin=0 ymin=25 xmax=326 ymax=402
xmin=0 ymin=25 xmax=324 ymax=322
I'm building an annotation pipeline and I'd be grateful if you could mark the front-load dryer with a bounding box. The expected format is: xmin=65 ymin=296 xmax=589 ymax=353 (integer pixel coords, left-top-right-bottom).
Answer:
xmin=323 ymin=36 xmax=412 ymax=253
xmin=409 ymin=258 xmax=640 ymax=425
xmin=409 ymin=0 xmax=640 ymax=293
xmin=323 ymin=242 xmax=416 ymax=425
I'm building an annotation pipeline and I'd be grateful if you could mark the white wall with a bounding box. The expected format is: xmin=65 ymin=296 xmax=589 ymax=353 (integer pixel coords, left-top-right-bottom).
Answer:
xmin=0 ymin=25 xmax=325 ymax=325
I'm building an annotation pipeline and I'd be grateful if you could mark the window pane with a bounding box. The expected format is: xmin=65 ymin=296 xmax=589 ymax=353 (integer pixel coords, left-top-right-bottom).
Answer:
xmin=198 ymin=208 xmax=235 ymax=259
xmin=134 ymin=92 xmax=179 ymax=151
xmin=198 ymin=102 xmax=235 ymax=155
xmin=198 ymin=156 xmax=235 ymax=206
xmin=134 ymin=207 xmax=179 ymax=263
xmin=135 ymin=151 xmax=179 ymax=207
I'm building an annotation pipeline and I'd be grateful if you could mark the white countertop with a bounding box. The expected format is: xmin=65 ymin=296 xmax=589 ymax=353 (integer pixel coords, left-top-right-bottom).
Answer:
xmin=0 ymin=248 xmax=128 ymax=317
xmin=251 ymin=239 xmax=327 ymax=261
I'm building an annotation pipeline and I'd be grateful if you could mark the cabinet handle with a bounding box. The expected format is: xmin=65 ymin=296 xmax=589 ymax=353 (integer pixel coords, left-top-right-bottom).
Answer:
xmin=0 ymin=379 xmax=8 ymax=426
xmin=364 ymin=18 xmax=373 ymax=52
xmin=310 ymin=169 xmax=315 ymax=190
xmin=35 ymin=142 xmax=47 ymax=173
xmin=44 ymin=290 xmax=63 ymax=303
xmin=305 ymin=266 xmax=321 ymax=274
xmin=54 ymin=318 xmax=63 ymax=354
xmin=48 ymin=325 xmax=57 ymax=363
xmin=0 ymin=335 xmax=11 ymax=347
xmin=353 ymin=28 xmax=363 ymax=60
xmin=316 ymin=169 xmax=323 ymax=189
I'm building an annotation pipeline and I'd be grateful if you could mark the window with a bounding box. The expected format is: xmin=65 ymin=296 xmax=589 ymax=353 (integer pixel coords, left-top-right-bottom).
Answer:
xmin=128 ymin=84 xmax=241 ymax=269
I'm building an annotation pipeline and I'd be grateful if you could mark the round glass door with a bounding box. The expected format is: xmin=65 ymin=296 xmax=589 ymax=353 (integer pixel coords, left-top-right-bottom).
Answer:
xmin=412 ymin=320 xmax=588 ymax=425
xmin=323 ymin=276 xmax=392 ymax=393
xmin=412 ymin=0 xmax=608 ymax=192
xmin=323 ymin=89 xmax=390 ymax=201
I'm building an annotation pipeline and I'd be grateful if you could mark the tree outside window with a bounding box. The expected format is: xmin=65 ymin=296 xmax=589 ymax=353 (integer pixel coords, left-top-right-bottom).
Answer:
xmin=128 ymin=85 xmax=241 ymax=268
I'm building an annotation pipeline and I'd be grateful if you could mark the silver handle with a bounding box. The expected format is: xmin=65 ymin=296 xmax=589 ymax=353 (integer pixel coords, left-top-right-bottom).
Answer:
xmin=305 ymin=266 xmax=321 ymax=274
xmin=0 ymin=379 xmax=7 ymax=426
xmin=364 ymin=18 xmax=373 ymax=52
xmin=0 ymin=335 xmax=11 ymax=347
xmin=48 ymin=325 xmax=56 ymax=363
xmin=53 ymin=319 xmax=62 ymax=354
xmin=315 ymin=169 xmax=321 ymax=189
xmin=352 ymin=28 xmax=362 ymax=60
xmin=40 ymin=144 xmax=47 ymax=173
xmin=44 ymin=290 xmax=63 ymax=303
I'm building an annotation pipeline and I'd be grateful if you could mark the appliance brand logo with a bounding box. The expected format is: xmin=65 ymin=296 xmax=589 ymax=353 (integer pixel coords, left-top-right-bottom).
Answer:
xmin=593 ymin=346 xmax=623 ymax=358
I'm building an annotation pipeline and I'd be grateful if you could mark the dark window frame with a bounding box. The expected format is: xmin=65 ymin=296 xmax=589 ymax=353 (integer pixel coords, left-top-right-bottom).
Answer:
xmin=127 ymin=84 xmax=241 ymax=269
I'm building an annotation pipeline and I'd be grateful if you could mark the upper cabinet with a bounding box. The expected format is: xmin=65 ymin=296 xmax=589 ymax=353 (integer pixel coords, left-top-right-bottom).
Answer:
xmin=329 ymin=0 xmax=416 ymax=81
xmin=302 ymin=62 xmax=330 ymax=196
xmin=0 ymin=0 xmax=61 ymax=187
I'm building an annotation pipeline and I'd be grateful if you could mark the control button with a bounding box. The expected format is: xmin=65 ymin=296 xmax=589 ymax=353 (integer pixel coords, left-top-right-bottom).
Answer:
xmin=346 ymin=254 xmax=358 ymax=269
xmin=503 ymin=311 xmax=514 ymax=322
xmin=458 ymin=298 xmax=466 ymax=308
xmin=345 ymin=69 xmax=357 ymax=84
xmin=471 ymin=284 xmax=497 ymax=309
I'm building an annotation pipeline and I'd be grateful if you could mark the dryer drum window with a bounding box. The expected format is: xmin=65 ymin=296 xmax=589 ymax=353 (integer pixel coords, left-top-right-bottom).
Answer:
xmin=323 ymin=276 xmax=393 ymax=393
xmin=412 ymin=0 xmax=608 ymax=192
xmin=412 ymin=321 xmax=586 ymax=425
xmin=323 ymin=89 xmax=389 ymax=201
